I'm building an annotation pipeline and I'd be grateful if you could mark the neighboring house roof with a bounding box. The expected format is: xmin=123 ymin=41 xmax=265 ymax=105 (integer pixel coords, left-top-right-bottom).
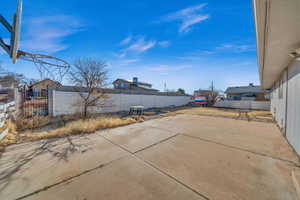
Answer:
xmin=29 ymin=79 xmax=61 ymax=88
xmin=225 ymin=85 xmax=269 ymax=94
xmin=54 ymin=85 xmax=186 ymax=96
xmin=129 ymin=85 xmax=158 ymax=92
xmin=113 ymin=79 xmax=152 ymax=87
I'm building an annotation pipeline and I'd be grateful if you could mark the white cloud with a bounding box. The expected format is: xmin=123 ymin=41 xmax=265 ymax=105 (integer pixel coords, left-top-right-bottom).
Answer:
xmin=21 ymin=15 xmax=84 ymax=54
xmin=118 ymin=35 xmax=171 ymax=58
xmin=158 ymin=41 xmax=170 ymax=48
xmin=127 ymin=37 xmax=156 ymax=52
xmin=119 ymin=59 xmax=139 ymax=66
xmin=179 ymin=15 xmax=209 ymax=33
xmin=123 ymin=59 xmax=139 ymax=64
xmin=179 ymin=43 xmax=255 ymax=60
xmin=120 ymin=36 xmax=132 ymax=46
xmin=216 ymin=44 xmax=255 ymax=52
xmin=119 ymin=36 xmax=156 ymax=57
xmin=162 ymin=3 xmax=209 ymax=33
xmin=148 ymin=64 xmax=191 ymax=73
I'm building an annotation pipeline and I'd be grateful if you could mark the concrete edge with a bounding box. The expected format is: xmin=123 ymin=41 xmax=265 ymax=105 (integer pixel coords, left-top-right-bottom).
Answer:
xmin=292 ymin=169 xmax=300 ymax=200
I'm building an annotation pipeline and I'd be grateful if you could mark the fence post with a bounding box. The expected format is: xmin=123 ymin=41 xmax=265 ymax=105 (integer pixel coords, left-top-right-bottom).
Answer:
xmin=50 ymin=89 xmax=55 ymax=117
xmin=14 ymin=88 xmax=19 ymax=117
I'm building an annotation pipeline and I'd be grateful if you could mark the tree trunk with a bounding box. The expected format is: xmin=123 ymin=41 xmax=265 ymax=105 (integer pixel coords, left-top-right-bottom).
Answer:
xmin=83 ymin=104 xmax=88 ymax=118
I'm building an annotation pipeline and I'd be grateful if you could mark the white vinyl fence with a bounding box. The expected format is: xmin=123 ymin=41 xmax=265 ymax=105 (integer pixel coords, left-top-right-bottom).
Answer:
xmin=0 ymin=101 xmax=15 ymax=141
xmin=50 ymin=90 xmax=191 ymax=116
xmin=214 ymin=100 xmax=270 ymax=110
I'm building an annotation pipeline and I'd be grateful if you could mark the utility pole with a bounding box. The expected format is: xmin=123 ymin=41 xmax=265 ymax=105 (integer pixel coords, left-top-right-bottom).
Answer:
xmin=209 ymin=81 xmax=214 ymax=105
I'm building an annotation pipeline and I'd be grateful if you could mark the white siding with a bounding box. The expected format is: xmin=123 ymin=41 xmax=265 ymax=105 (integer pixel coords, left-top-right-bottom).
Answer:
xmin=271 ymin=60 xmax=300 ymax=155
xmin=270 ymin=70 xmax=288 ymax=131
xmin=286 ymin=60 xmax=300 ymax=155
xmin=52 ymin=91 xmax=190 ymax=116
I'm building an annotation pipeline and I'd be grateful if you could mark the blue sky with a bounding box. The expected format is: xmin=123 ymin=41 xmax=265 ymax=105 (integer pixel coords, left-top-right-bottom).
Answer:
xmin=0 ymin=0 xmax=258 ymax=94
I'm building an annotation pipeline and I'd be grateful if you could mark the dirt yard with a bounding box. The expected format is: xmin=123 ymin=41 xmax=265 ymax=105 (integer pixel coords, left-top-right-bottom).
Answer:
xmin=0 ymin=113 xmax=298 ymax=200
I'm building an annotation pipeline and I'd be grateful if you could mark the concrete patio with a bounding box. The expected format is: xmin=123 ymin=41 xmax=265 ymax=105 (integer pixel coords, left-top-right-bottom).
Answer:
xmin=0 ymin=114 xmax=299 ymax=200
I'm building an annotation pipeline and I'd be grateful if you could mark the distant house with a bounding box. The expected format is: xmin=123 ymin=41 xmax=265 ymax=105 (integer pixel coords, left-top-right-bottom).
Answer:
xmin=28 ymin=79 xmax=61 ymax=97
xmin=0 ymin=90 xmax=8 ymax=103
xmin=225 ymin=83 xmax=270 ymax=101
xmin=21 ymin=79 xmax=60 ymax=116
xmin=113 ymin=77 xmax=159 ymax=92
xmin=0 ymin=89 xmax=15 ymax=103
xmin=194 ymin=90 xmax=212 ymax=99
xmin=0 ymin=76 xmax=18 ymax=89
xmin=194 ymin=89 xmax=219 ymax=100
xmin=0 ymin=76 xmax=18 ymax=103
xmin=30 ymin=79 xmax=61 ymax=90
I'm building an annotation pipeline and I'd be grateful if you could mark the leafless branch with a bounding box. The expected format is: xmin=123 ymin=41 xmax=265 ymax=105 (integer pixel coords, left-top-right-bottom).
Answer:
xmin=68 ymin=58 xmax=109 ymax=118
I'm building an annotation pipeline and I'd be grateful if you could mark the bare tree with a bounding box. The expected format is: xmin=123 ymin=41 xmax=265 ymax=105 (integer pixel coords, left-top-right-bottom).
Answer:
xmin=68 ymin=58 xmax=109 ymax=118
xmin=208 ymin=91 xmax=219 ymax=105
xmin=177 ymin=88 xmax=186 ymax=95
xmin=208 ymin=81 xmax=220 ymax=106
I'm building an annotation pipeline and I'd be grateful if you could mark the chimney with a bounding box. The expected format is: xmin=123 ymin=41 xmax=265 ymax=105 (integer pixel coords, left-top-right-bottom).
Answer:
xmin=133 ymin=77 xmax=138 ymax=85
xmin=249 ymin=83 xmax=254 ymax=87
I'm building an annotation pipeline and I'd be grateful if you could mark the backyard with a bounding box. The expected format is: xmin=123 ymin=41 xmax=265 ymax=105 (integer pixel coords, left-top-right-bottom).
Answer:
xmin=0 ymin=108 xmax=298 ymax=200
xmin=1 ymin=0 xmax=300 ymax=199
xmin=0 ymin=106 xmax=273 ymax=148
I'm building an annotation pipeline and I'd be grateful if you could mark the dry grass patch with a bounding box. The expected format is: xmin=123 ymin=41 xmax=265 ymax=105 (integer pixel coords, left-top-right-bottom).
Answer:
xmin=0 ymin=120 xmax=18 ymax=146
xmin=15 ymin=115 xmax=50 ymax=131
xmin=1 ymin=115 xmax=141 ymax=147
xmin=173 ymin=107 xmax=273 ymax=122
xmin=175 ymin=107 xmax=238 ymax=118
xmin=25 ymin=116 xmax=138 ymax=141
xmin=248 ymin=110 xmax=272 ymax=117
xmin=247 ymin=110 xmax=273 ymax=122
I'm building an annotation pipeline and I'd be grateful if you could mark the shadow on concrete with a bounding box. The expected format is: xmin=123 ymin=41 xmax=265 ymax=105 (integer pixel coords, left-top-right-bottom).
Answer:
xmin=0 ymin=135 xmax=91 ymax=192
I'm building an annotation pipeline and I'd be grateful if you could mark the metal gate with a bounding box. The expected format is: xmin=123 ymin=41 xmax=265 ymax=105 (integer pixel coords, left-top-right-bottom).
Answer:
xmin=20 ymin=86 xmax=48 ymax=117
